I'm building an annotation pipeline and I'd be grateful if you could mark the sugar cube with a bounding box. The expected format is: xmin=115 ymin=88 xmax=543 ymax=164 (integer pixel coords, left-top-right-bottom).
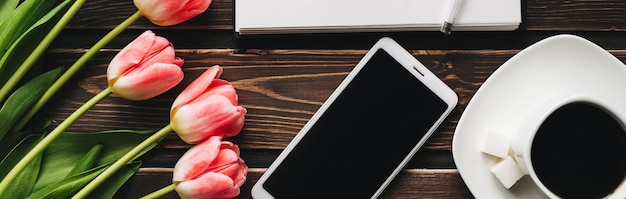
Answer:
xmin=490 ymin=156 xmax=524 ymax=189
xmin=512 ymin=153 xmax=529 ymax=175
xmin=480 ymin=129 xmax=510 ymax=159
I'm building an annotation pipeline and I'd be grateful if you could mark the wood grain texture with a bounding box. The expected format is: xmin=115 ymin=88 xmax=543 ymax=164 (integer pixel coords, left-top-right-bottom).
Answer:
xmin=39 ymin=49 xmax=509 ymax=151
xmin=38 ymin=48 xmax=626 ymax=198
xmin=115 ymin=168 xmax=473 ymax=199
xmin=40 ymin=49 xmax=626 ymax=151
xmin=525 ymin=0 xmax=626 ymax=31
xmin=31 ymin=0 xmax=626 ymax=198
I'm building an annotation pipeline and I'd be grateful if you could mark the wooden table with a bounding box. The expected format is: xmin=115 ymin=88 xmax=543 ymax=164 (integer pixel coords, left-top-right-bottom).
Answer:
xmin=39 ymin=0 xmax=626 ymax=198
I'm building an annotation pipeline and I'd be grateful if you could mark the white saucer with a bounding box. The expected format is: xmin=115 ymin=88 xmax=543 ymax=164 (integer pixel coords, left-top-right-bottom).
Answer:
xmin=452 ymin=34 xmax=626 ymax=198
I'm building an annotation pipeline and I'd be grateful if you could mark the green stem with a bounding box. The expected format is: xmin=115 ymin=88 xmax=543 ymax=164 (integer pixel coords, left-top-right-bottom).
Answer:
xmin=11 ymin=10 xmax=143 ymax=132
xmin=141 ymin=184 xmax=176 ymax=199
xmin=0 ymin=0 xmax=86 ymax=104
xmin=72 ymin=124 xmax=174 ymax=198
xmin=0 ymin=87 xmax=112 ymax=194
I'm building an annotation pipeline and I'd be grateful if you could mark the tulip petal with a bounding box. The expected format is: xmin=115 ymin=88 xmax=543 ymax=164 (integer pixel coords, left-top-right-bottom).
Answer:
xmin=134 ymin=0 xmax=187 ymax=19
xmin=223 ymin=106 xmax=246 ymax=138
xmin=209 ymin=144 xmax=247 ymax=184
xmin=111 ymin=62 xmax=184 ymax=100
xmin=174 ymin=56 xmax=184 ymax=67
xmin=216 ymin=141 xmax=247 ymax=187
xmin=107 ymin=30 xmax=156 ymax=81
xmin=172 ymin=66 xmax=223 ymax=111
xmin=107 ymin=30 xmax=184 ymax=101
xmin=173 ymin=140 xmax=248 ymax=199
xmin=161 ymin=0 xmax=212 ymax=26
xmin=121 ymin=43 xmax=180 ymax=76
xmin=202 ymin=80 xmax=238 ymax=105
xmin=188 ymin=80 xmax=238 ymax=109
xmin=136 ymin=0 xmax=212 ymax=26
xmin=220 ymin=141 xmax=239 ymax=155
xmin=172 ymin=95 xmax=245 ymax=143
xmin=141 ymin=37 xmax=178 ymax=65
xmin=209 ymin=146 xmax=238 ymax=169
xmin=175 ymin=172 xmax=240 ymax=199
xmin=232 ymin=158 xmax=248 ymax=187
xmin=173 ymin=136 xmax=222 ymax=182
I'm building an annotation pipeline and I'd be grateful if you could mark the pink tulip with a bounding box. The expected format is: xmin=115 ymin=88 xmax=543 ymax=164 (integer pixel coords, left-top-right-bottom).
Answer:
xmin=171 ymin=66 xmax=246 ymax=144
xmin=134 ymin=0 xmax=212 ymax=26
xmin=107 ymin=30 xmax=184 ymax=100
xmin=173 ymin=136 xmax=248 ymax=199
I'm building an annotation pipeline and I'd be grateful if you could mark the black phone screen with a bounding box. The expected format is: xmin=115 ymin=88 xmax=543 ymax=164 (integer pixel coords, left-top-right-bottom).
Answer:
xmin=264 ymin=49 xmax=449 ymax=198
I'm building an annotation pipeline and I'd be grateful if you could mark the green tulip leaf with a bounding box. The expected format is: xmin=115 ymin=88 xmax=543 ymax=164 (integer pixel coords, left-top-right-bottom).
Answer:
xmin=0 ymin=134 xmax=39 ymax=182
xmin=26 ymin=165 xmax=105 ymax=199
xmin=0 ymin=133 xmax=45 ymax=199
xmin=0 ymin=0 xmax=54 ymax=60
xmin=0 ymin=122 xmax=49 ymax=178
xmin=0 ymin=67 xmax=63 ymax=142
xmin=33 ymin=129 xmax=159 ymax=192
xmin=0 ymin=0 xmax=74 ymax=88
xmin=0 ymin=121 xmax=51 ymax=164
xmin=3 ymin=148 xmax=43 ymax=199
xmin=88 ymin=162 xmax=143 ymax=199
xmin=0 ymin=0 xmax=19 ymax=26
xmin=26 ymin=162 xmax=141 ymax=199
xmin=67 ymin=143 xmax=103 ymax=177
xmin=0 ymin=129 xmax=32 ymax=161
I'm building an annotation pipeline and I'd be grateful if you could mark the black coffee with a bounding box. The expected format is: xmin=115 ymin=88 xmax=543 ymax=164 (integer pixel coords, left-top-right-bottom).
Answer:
xmin=531 ymin=102 xmax=626 ymax=198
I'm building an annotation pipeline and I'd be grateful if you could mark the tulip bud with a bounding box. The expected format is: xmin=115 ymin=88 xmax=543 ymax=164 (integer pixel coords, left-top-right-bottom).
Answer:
xmin=171 ymin=66 xmax=246 ymax=144
xmin=134 ymin=0 xmax=212 ymax=26
xmin=107 ymin=30 xmax=184 ymax=100
xmin=173 ymin=136 xmax=248 ymax=199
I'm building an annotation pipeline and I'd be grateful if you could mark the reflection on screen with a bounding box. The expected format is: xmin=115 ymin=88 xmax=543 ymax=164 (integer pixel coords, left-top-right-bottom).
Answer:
xmin=264 ymin=49 xmax=448 ymax=198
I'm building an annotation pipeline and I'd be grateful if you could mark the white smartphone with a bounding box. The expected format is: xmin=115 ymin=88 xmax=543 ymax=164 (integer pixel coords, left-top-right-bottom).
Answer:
xmin=251 ymin=37 xmax=458 ymax=198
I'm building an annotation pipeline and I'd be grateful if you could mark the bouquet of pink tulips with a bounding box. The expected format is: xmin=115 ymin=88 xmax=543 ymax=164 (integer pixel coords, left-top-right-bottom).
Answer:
xmin=0 ymin=0 xmax=248 ymax=198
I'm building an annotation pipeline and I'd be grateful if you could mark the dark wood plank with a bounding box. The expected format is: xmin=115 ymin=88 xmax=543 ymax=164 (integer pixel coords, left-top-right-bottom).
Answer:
xmin=21 ymin=0 xmax=626 ymax=198
xmin=525 ymin=0 xmax=626 ymax=31
xmin=37 ymin=49 xmax=503 ymax=151
xmin=11 ymin=0 xmax=626 ymax=198
xmin=38 ymin=49 xmax=626 ymax=152
xmin=115 ymin=168 xmax=473 ymax=199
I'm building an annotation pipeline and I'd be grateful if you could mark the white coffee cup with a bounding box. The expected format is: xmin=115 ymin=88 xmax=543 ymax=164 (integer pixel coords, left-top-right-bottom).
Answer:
xmin=510 ymin=94 xmax=626 ymax=198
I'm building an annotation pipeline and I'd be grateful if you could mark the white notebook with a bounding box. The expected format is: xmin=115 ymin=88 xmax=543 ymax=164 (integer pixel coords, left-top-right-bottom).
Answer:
xmin=234 ymin=0 xmax=521 ymax=35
